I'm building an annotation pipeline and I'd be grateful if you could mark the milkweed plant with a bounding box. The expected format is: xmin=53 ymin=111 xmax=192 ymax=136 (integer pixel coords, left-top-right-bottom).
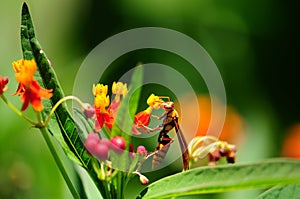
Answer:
xmin=1 ymin=3 xmax=300 ymax=199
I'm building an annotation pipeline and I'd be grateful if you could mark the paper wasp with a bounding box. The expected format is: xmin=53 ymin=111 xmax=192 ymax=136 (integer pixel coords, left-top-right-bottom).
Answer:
xmin=149 ymin=97 xmax=190 ymax=171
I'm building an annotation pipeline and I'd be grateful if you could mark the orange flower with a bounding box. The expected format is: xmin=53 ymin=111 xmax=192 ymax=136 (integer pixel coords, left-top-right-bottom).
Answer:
xmin=132 ymin=94 xmax=163 ymax=134
xmin=176 ymin=94 xmax=244 ymax=145
xmin=12 ymin=59 xmax=52 ymax=111
xmin=0 ymin=76 xmax=9 ymax=95
xmin=282 ymin=124 xmax=300 ymax=159
xmin=134 ymin=110 xmax=151 ymax=127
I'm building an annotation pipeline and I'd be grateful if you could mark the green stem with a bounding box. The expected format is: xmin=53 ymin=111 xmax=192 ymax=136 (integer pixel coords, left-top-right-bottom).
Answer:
xmin=1 ymin=91 xmax=81 ymax=198
xmin=39 ymin=126 xmax=81 ymax=199
xmin=0 ymin=95 xmax=37 ymax=125
xmin=118 ymin=171 xmax=124 ymax=199
xmin=44 ymin=95 xmax=85 ymax=127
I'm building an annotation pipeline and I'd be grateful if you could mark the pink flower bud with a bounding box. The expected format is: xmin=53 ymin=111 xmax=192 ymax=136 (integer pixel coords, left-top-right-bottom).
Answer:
xmin=85 ymin=138 xmax=98 ymax=155
xmin=110 ymin=136 xmax=126 ymax=154
xmin=136 ymin=145 xmax=147 ymax=156
xmin=84 ymin=133 xmax=100 ymax=155
xmin=94 ymin=142 xmax=109 ymax=161
xmin=86 ymin=133 xmax=100 ymax=142
xmin=82 ymin=103 xmax=95 ymax=119
xmin=100 ymin=138 xmax=111 ymax=148
xmin=139 ymin=174 xmax=149 ymax=185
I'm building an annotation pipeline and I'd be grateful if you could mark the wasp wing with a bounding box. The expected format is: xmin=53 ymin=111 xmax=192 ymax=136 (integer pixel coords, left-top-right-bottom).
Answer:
xmin=174 ymin=120 xmax=190 ymax=170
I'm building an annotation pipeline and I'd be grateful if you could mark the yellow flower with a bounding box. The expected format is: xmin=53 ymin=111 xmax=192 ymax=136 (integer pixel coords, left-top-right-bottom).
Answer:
xmin=109 ymin=82 xmax=128 ymax=116
xmin=94 ymin=94 xmax=110 ymax=113
xmin=92 ymin=83 xmax=108 ymax=96
xmin=93 ymin=83 xmax=114 ymax=129
xmin=112 ymin=81 xmax=128 ymax=97
xmin=146 ymin=94 xmax=163 ymax=111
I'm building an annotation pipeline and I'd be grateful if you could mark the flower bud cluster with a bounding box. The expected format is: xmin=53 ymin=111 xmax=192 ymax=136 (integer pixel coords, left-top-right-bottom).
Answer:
xmin=84 ymin=133 xmax=148 ymax=162
xmin=84 ymin=133 xmax=111 ymax=160
xmin=208 ymin=143 xmax=236 ymax=166
xmin=189 ymin=136 xmax=237 ymax=167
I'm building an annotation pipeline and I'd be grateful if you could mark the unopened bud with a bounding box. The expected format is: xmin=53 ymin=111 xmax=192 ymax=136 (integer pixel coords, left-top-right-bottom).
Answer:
xmin=139 ymin=174 xmax=149 ymax=185
xmin=84 ymin=133 xmax=100 ymax=155
xmin=82 ymin=103 xmax=95 ymax=119
xmin=208 ymin=148 xmax=221 ymax=162
xmin=226 ymin=150 xmax=236 ymax=163
xmin=110 ymin=136 xmax=126 ymax=154
xmin=136 ymin=145 xmax=147 ymax=156
xmin=94 ymin=141 xmax=109 ymax=161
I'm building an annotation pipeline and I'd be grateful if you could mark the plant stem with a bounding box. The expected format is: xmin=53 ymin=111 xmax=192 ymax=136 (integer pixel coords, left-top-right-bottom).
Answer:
xmin=40 ymin=126 xmax=81 ymax=199
xmin=36 ymin=111 xmax=80 ymax=199
xmin=0 ymin=95 xmax=37 ymax=125
xmin=44 ymin=95 xmax=85 ymax=127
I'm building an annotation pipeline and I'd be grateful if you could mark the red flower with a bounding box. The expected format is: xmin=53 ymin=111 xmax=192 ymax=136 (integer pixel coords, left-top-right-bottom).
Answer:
xmin=93 ymin=83 xmax=114 ymax=129
xmin=12 ymin=59 xmax=52 ymax=111
xmin=107 ymin=100 xmax=120 ymax=118
xmin=0 ymin=76 xmax=9 ymax=95
xmin=95 ymin=108 xmax=114 ymax=129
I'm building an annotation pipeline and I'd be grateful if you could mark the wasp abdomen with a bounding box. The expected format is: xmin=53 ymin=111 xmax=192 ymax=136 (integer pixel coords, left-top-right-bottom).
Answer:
xmin=152 ymin=142 xmax=172 ymax=170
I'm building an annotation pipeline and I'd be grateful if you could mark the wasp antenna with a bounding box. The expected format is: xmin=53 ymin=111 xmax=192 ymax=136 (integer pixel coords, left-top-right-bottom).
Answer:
xmin=158 ymin=96 xmax=171 ymax=102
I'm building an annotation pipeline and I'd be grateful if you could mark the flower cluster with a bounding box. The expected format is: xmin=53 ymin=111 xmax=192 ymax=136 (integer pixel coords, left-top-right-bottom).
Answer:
xmin=84 ymin=81 xmax=164 ymax=136
xmin=84 ymin=132 xmax=150 ymax=185
xmin=0 ymin=76 xmax=9 ymax=95
xmin=12 ymin=59 xmax=53 ymax=111
xmin=207 ymin=142 xmax=236 ymax=166
xmin=91 ymin=82 xmax=127 ymax=130
xmin=188 ymin=136 xmax=237 ymax=167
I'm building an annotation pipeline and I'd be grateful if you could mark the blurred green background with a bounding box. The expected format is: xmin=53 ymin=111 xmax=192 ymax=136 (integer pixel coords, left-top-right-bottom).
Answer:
xmin=1 ymin=0 xmax=299 ymax=198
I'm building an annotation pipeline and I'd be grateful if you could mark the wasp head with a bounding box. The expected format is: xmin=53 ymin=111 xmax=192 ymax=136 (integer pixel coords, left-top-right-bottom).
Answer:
xmin=161 ymin=101 xmax=174 ymax=110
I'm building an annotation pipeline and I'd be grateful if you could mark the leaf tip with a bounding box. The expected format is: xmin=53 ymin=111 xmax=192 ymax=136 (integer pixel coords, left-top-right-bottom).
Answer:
xmin=22 ymin=2 xmax=29 ymax=13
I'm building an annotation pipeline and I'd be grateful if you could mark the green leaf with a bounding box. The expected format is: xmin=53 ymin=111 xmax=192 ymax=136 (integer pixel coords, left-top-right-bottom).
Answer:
xmin=21 ymin=1 xmax=84 ymax=167
xmin=111 ymin=65 xmax=143 ymax=142
xmin=110 ymin=65 xmax=143 ymax=172
xmin=139 ymin=158 xmax=300 ymax=199
xmin=257 ymin=184 xmax=300 ymax=199
xmin=20 ymin=2 xmax=105 ymax=196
